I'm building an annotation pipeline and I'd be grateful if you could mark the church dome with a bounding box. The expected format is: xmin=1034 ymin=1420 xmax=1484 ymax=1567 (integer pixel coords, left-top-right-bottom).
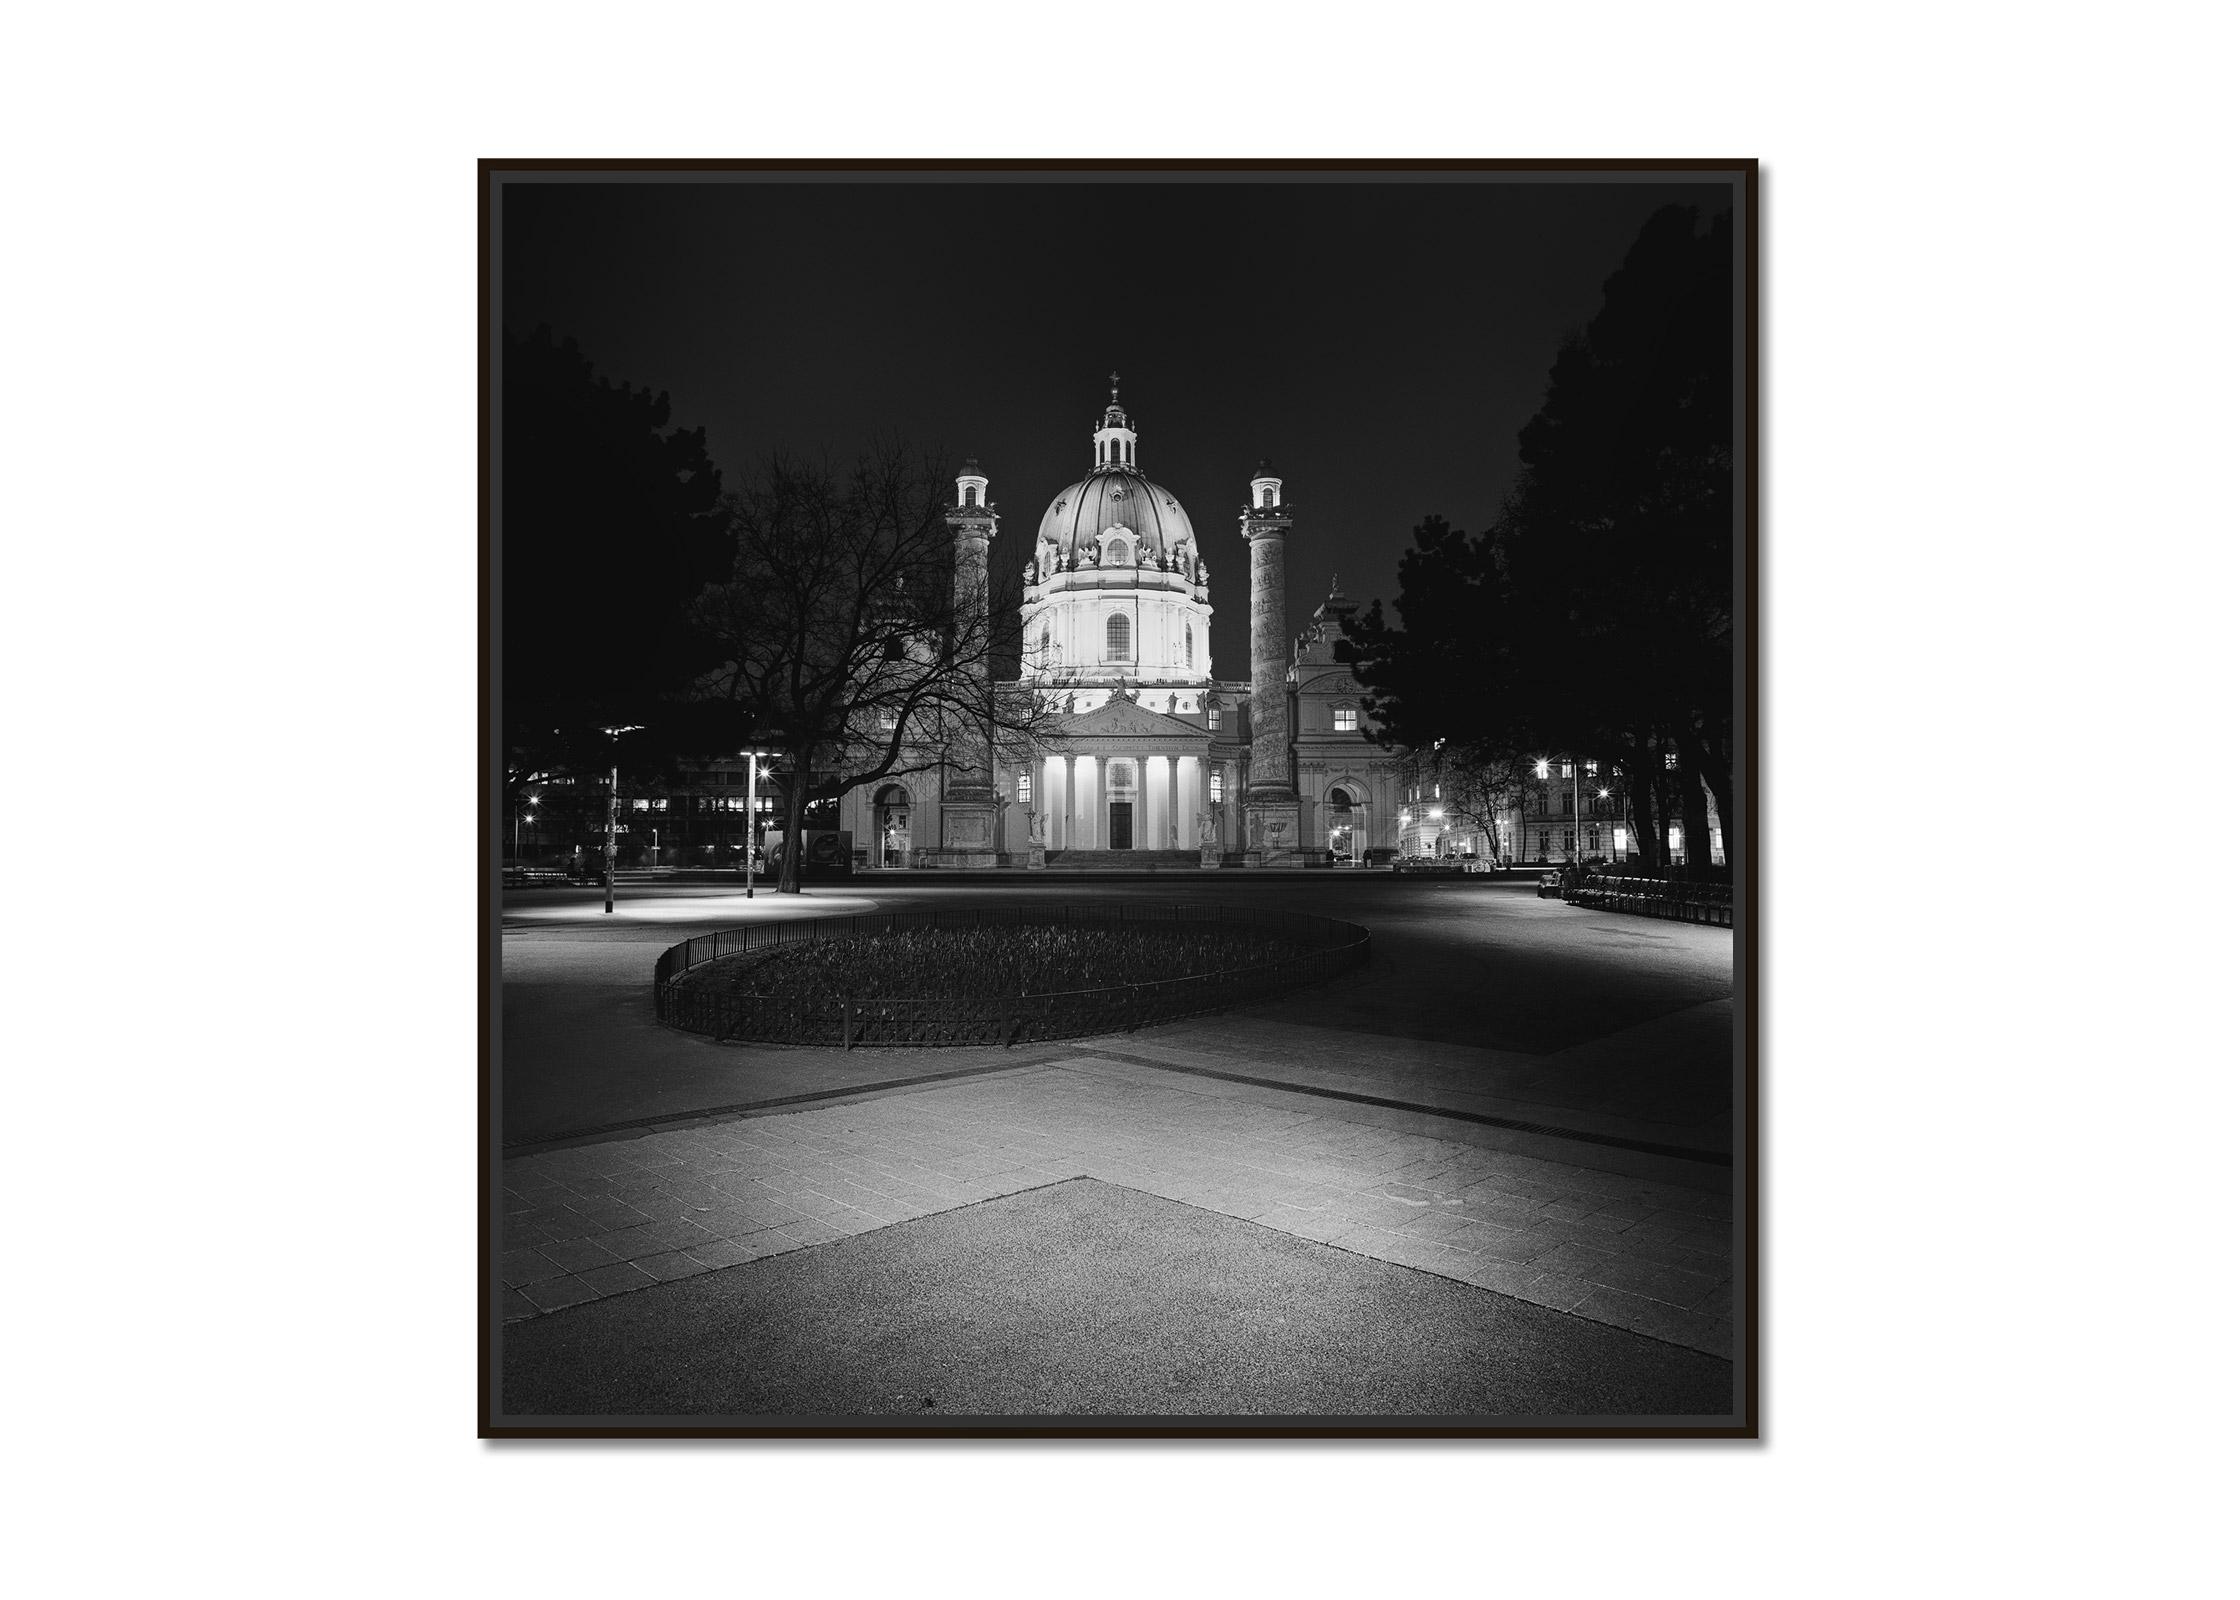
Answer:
xmin=1036 ymin=469 xmax=1198 ymax=567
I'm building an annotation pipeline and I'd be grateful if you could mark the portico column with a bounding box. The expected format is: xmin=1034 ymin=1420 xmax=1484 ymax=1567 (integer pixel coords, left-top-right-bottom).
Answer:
xmin=1166 ymin=754 xmax=1180 ymax=848
xmin=1095 ymin=756 xmax=1109 ymax=848
xmin=1064 ymin=755 xmax=1077 ymax=849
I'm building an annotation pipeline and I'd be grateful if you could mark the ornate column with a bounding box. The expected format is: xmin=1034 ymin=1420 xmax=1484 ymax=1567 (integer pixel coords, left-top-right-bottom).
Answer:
xmin=1194 ymin=754 xmax=1219 ymax=869
xmin=1165 ymin=755 xmax=1180 ymax=849
xmin=1064 ymin=754 xmax=1078 ymax=851
xmin=1239 ymin=464 xmax=1301 ymax=866
xmin=938 ymin=460 xmax=1000 ymax=867
xmin=1094 ymin=755 xmax=1109 ymax=849
xmin=1026 ymin=749 xmax=1047 ymax=870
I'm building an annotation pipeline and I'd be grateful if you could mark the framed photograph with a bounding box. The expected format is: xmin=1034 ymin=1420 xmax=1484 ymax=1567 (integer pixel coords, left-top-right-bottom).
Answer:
xmin=482 ymin=160 xmax=1756 ymax=1437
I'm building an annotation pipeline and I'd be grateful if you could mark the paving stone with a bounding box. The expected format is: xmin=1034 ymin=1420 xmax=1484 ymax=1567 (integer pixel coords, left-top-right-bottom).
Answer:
xmin=500 ymin=1248 xmax=569 ymax=1287
xmin=575 ymin=1260 xmax=660 ymax=1297
xmin=531 ymin=1236 xmax=623 ymax=1274
xmin=1571 ymin=1287 xmax=1731 ymax=1359
xmin=499 ymin=1289 xmax=541 ymax=1322
xmin=520 ymin=1275 xmax=600 ymax=1312
xmin=682 ymin=1238 xmax=765 ymax=1270
xmin=632 ymin=1250 xmax=714 ymax=1284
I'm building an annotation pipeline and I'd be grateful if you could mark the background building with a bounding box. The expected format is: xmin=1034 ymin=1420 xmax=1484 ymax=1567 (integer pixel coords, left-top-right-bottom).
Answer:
xmin=838 ymin=385 xmax=1400 ymax=868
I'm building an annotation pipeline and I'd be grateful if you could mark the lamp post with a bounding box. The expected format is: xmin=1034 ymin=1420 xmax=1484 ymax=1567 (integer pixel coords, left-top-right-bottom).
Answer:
xmin=516 ymin=794 xmax=537 ymax=861
xmin=740 ymin=749 xmax=766 ymax=898
xmin=1570 ymin=759 xmax=1580 ymax=863
xmin=599 ymin=724 xmax=643 ymax=915
xmin=1533 ymin=758 xmax=1550 ymax=862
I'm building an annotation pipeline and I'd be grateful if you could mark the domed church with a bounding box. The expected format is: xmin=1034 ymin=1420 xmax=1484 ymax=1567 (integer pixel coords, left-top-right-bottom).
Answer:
xmin=838 ymin=378 xmax=1401 ymax=870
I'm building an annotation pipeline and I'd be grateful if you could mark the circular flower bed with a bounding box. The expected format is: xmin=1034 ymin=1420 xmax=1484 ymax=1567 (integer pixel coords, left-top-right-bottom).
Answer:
xmin=673 ymin=923 xmax=1302 ymax=1007
xmin=653 ymin=904 xmax=1370 ymax=1048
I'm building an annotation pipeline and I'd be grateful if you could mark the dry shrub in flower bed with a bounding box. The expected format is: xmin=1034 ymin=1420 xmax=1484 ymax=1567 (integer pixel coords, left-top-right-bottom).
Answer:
xmin=673 ymin=923 xmax=1306 ymax=1008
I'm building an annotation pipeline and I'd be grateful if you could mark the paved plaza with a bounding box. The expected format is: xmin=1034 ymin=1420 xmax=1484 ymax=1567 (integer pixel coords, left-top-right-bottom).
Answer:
xmin=494 ymin=875 xmax=1741 ymax=1421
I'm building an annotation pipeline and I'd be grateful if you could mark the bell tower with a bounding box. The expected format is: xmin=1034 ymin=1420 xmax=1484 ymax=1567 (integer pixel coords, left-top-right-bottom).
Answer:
xmin=1240 ymin=461 xmax=1302 ymax=866
xmin=936 ymin=458 xmax=1001 ymax=866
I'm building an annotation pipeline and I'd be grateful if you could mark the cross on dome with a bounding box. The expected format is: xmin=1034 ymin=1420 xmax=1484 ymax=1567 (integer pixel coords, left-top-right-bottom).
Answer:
xmin=1093 ymin=374 xmax=1138 ymax=469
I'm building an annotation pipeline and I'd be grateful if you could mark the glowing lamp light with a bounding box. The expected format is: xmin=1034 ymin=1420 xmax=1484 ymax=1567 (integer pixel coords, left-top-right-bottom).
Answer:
xmin=1428 ymin=807 xmax=1444 ymax=821
xmin=1533 ymin=758 xmax=1550 ymax=779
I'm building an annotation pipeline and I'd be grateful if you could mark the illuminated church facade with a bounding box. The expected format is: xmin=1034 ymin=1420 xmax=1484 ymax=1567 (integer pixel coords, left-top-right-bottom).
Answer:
xmin=835 ymin=381 xmax=1403 ymax=868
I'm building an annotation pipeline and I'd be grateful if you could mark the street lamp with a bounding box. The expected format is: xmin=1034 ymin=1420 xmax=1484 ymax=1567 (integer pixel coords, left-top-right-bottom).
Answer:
xmin=516 ymin=793 xmax=538 ymax=861
xmin=740 ymin=748 xmax=769 ymax=898
xmin=599 ymin=725 xmax=643 ymax=915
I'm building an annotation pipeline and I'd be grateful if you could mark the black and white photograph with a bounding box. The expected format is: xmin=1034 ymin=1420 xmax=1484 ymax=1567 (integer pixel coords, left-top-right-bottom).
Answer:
xmin=18 ymin=0 xmax=2240 ymax=1588
xmin=483 ymin=163 xmax=1754 ymax=1434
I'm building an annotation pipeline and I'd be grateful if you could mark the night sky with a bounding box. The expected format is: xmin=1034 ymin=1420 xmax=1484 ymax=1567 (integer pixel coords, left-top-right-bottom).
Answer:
xmin=499 ymin=173 xmax=1734 ymax=680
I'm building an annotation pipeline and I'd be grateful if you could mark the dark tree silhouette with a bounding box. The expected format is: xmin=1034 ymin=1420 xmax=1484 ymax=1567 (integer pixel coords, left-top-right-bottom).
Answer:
xmin=1346 ymin=205 xmax=1736 ymax=871
xmin=690 ymin=443 xmax=1054 ymax=892
xmin=500 ymin=325 xmax=732 ymax=792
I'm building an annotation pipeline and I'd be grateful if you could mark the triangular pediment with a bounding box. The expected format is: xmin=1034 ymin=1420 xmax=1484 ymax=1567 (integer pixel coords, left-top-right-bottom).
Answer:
xmin=1050 ymin=699 xmax=1206 ymax=741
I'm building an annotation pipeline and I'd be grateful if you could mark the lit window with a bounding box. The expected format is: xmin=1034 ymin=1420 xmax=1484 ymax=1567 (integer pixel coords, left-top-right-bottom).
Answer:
xmin=1334 ymin=707 xmax=1359 ymax=732
xmin=1106 ymin=613 xmax=1130 ymax=660
xmin=1208 ymin=702 xmax=1221 ymax=730
xmin=1664 ymin=752 xmax=1679 ymax=771
xmin=879 ymin=709 xmax=899 ymax=730
xmin=1210 ymin=772 xmax=1224 ymax=802
xmin=1585 ymin=760 xmax=1598 ymax=777
xmin=1433 ymin=784 xmax=1441 ymax=799
xmin=1016 ymin=772 xmax=1031 ymax=802
xmin=631 ymin=798 xmax=650 ymax=811
xmin=1560 ymin=761 xmax=1573 ymax=779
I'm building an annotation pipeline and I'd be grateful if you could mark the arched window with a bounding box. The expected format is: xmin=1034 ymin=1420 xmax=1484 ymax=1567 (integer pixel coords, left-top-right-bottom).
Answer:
xmin=963 ymin=485 xmax=978 ymax=506
xmin=1261 ymin=487 xmax=1274 ymax=508
xmin=1105 ymin=536 xmax=1128 ymax=567
xmin=1106 ymin=613 xmax=1130 ymax=661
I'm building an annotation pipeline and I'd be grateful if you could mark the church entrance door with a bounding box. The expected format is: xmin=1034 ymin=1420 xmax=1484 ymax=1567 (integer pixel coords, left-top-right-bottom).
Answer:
xmin=1109 ymin=801 xmax=1133 ymax=851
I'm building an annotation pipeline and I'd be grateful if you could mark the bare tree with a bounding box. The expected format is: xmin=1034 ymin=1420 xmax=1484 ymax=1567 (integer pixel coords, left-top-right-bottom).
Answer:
xmin=690 ymin=442 xmax=1056 ymax=892
xmin=1397 ymin=742 xmax=1536 ymax=862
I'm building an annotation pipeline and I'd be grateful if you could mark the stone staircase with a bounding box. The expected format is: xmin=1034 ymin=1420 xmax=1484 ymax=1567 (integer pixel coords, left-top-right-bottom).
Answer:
xmin=1040 ymin=849 xmax=1208 ymax=871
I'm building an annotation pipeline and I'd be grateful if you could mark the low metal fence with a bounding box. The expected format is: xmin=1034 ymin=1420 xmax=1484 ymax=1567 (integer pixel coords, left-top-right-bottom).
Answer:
xmin=653 ymin=901 xmax=1372 ymax=1048
xmin=1563 ymin=873 xmax=1734 ymax=928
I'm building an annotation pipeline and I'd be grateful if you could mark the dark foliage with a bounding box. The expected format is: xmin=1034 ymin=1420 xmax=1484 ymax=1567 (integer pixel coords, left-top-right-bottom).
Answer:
xmin=501 ymin=326 xmax=732 ymax=780
xmin=1343 ymin=206 xmax=1736 ymax=868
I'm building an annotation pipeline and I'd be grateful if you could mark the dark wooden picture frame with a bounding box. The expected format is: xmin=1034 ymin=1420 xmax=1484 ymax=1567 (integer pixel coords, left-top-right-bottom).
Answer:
xmin=480 ymin=159 xmax=1757 ymax=1438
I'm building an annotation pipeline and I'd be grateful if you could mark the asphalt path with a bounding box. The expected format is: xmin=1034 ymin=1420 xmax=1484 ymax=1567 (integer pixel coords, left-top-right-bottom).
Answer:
xmin=501 ymin=1177 xmax=1735 ymax=1421
xmin=499 ymin=875 xmax=1735 ymax=1145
